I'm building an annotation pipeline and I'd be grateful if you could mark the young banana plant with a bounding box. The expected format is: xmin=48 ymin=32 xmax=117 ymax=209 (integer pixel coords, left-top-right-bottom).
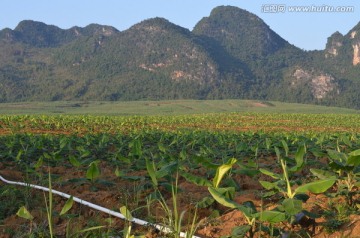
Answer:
xmin=259 ymin=144 xmax=336 ymax=234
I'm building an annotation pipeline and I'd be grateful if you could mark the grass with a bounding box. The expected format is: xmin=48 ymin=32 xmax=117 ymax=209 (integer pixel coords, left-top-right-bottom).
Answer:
xmin=0 ymin=100 xmax=358 ymax=115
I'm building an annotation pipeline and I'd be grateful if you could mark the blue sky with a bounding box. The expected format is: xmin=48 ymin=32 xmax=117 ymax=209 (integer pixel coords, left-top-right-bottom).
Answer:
xmin=0 ymin=0 xmax=359 ymax=50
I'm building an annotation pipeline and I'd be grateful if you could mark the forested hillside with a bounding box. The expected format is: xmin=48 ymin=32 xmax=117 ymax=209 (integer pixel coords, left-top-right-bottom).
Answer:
xmin=0 ymin=6 xmax=360 ymax=108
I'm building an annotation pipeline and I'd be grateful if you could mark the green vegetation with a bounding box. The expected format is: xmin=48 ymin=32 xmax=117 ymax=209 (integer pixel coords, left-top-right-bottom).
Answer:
xmin=1 ymin=113 xmax=360 ymax=237
xmin=0 ymin=100 xmax=358 ymax=115
xmin=1 ymin=6 xmax=360 ymax=108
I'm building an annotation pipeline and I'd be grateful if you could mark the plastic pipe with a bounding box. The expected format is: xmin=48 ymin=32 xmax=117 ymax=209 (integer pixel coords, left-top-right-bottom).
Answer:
xmin=0 ymin=175 xmax=201 ymax=238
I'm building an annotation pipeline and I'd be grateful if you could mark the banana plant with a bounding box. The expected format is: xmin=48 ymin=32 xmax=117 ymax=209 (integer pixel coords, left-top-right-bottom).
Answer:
xmin=86 ymin=160 xmax=101 ymax=184
xmin=182 ymin=158 xmax=286 ymax=237
xmin=259 ymin=144 xmax=336 ymax=234
xmin=311 ymin=148 xmax=360 ymax=207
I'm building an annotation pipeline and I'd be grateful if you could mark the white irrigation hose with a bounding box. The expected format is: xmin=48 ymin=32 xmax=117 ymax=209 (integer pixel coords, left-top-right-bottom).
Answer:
xmin=0 ymin=175 xmax=201 ymax=238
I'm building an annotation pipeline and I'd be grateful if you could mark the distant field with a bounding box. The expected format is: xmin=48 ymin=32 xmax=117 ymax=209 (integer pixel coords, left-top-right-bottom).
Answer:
xmin=0 ymin=100 xmax=358 ymax=115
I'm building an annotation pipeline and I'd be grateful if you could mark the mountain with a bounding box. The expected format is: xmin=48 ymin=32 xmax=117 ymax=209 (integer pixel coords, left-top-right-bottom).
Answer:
xmin=0 ymin=20 xmax=119 ymax=47
xmin=0 ymin=6 xmax=360 ymax=109
xmin=51 ymin=17 xmax=221 ymax=100
xmin=193 ymin=6 xmax=310 ymax=100
xmin=193 ymin=6 xmax=290 ymax=60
